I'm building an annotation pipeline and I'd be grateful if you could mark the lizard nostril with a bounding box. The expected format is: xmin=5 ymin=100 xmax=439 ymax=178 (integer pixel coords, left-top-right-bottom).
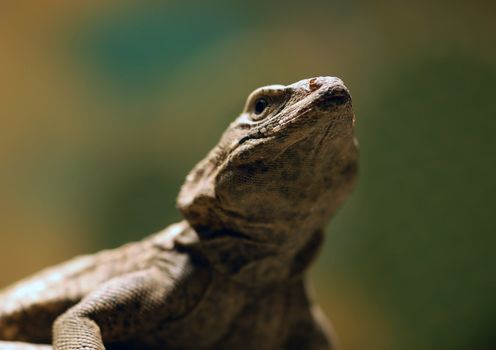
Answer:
xmin=328 ymin=93 xmax=349 ymax=105
xmin=317 ymin=88 xmax=351 ymax=109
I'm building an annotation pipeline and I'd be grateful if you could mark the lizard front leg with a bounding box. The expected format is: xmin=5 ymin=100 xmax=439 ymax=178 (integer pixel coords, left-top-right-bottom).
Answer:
xmin=0 ymin=254 xmax=100 ymax=343
xmin=0 ymin=341 xmax=52 ymax=350
xmin=52 ymin=267 xmax=181 ymax=350
xmin=0 ymin=238 xmax=158 ymax=343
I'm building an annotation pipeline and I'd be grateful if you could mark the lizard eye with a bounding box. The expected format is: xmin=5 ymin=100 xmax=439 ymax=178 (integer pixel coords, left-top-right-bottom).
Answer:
xmin=244 ymin=85 xmax=286 ymax=121
xmin=254 ymin=98 xmax=269 ymax=115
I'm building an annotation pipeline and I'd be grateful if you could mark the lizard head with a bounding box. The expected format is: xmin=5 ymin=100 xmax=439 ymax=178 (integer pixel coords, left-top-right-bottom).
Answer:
xmin=177 ymin=77 xmax=358 ymax=246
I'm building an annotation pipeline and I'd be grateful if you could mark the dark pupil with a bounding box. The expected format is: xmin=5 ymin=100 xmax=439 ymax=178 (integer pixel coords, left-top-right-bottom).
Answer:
xmin=254 ymin=98 xmax=268 ymax=114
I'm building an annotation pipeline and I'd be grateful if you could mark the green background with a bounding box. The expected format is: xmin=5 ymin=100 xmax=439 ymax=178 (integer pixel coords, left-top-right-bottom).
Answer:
xmin=0 ymin=1 xmax=494 ymax=349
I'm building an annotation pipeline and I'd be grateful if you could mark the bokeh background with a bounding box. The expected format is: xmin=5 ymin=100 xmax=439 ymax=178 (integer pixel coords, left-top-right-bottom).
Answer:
xmin=1 ymin=1 xmax=495 ymax=349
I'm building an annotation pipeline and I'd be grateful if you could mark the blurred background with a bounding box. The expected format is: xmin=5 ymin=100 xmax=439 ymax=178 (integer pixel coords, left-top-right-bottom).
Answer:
xmin=0 ymin=1 xmax=495 ymax=349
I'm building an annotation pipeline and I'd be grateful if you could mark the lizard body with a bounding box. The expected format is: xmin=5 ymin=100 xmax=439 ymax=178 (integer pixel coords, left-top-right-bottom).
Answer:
xmin=0 ymin=76 xmax=358 ymax=350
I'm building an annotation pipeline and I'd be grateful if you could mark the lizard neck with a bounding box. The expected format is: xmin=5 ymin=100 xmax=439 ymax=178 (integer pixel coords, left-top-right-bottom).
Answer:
xmin=173 ymin=221 xmax=323 ymax=287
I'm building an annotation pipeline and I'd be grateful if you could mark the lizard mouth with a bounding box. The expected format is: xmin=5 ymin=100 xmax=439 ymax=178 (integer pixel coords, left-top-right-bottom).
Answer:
xmin=236 ymin=103 xmax=352 ymax=149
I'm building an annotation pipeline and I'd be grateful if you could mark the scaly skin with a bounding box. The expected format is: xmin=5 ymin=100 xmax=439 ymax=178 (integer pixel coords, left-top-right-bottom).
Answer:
xmin=0 ymin=76 xmax=358 ymax=350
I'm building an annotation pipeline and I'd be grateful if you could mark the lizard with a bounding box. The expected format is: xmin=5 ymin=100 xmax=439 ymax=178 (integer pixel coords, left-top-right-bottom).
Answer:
xmin=0 ymin=76 xmax=358 ymax=350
